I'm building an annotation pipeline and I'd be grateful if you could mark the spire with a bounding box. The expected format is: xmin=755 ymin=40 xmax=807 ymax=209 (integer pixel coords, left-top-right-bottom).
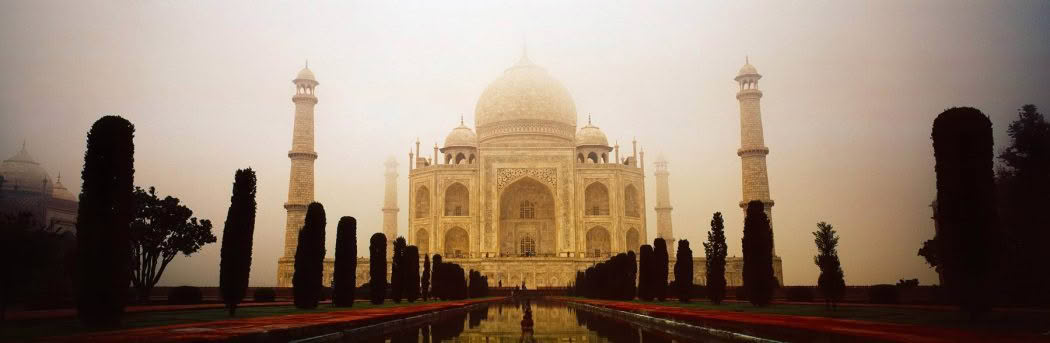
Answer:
xmin=588 ymin=115 xmax=592 ymax=126
xmin=305 ymin=59 xmax=308 ymax=68
xmin=460 ymin=115 xmax=465 ymax=126
xmin=517 ymin=38 xmax=532 ymax=66
xmin=746 ymin=55 xmax=749 ymax=64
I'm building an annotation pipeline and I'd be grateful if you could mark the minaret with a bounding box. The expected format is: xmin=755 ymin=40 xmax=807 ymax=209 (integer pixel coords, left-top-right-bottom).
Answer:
xmin=654 ymin=154 xmax=675 ymax=256
xmin=277 ymin=63 xmax=319 ymax=287
xmin=735 ymin=57 xmax=776 ymax=253
xmin=382 ymin=156 xmax=399 ymax=259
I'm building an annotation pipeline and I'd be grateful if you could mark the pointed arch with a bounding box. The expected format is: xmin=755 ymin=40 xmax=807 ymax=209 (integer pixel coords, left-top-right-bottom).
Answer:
xmin=455 ymin=153 xmax=466 ymax=164
xmin=444 ymin=182 xmax=469 ymax=216
xmin=587 ymin=152 xmax=599 ymax=163
xmin=415 ymin=186 xmax=430 ymax=218
xmin=624 ymin=184 xmax=640 ymax=217
xmin=586 ymin=226 xmax=611 ymax=257
xmin=416 ymin=228 xmax=430 ymax=255
xmin=584 ymin=182 xmax=609 ymax=216
xmin=625 ymin=227 xmax=640 ymax=253
xmin=444 ymin=226 xmax=469 ymax=258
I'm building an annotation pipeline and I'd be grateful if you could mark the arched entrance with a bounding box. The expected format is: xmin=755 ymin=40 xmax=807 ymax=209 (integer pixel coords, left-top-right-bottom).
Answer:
xmin=444 ymin=227 xmax=468 ymax=258
xmin=498 ymin=177 xmax=556 ymax=256
xmin=586 ymin=226 xmax=611 ymax=257
xmin=416 ymin=228 xmax=430 ymax=255
xmin=625 ymin=227 xmax=640 ymax=253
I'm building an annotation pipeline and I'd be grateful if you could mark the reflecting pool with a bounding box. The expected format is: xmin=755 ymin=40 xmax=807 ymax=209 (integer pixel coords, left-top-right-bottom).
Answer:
xmin=351 ymin=299 xmax=739 ymax=343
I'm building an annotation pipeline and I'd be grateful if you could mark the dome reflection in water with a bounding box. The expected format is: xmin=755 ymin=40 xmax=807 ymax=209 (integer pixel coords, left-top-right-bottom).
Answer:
xmin=354 ymin=299 xmax=735 ymax=343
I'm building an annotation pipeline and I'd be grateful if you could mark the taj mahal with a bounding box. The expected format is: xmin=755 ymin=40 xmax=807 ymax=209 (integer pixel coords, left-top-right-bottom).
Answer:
xmin=275 ymin=52 xmax=783 ymax=288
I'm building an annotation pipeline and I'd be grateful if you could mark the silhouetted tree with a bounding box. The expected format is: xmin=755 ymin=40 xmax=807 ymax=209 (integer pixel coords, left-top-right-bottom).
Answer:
xmin=813 ymin=221 xmax=845 ymax=309
xmin=932 ymin=107 xmax=1000 ymax=316
xmin=293 ymin=202 xmax=326 ymax=309
xmin=997 ymin=104 xmax=1050 ymax=305
xmin=369 ymin=233 xmax=387 ymax=304
xmin=626 ymin=250 xmax=637 ymax=300
xmin=742 ymin=200 xmax=775 ymax=306
xmin=219 ymin=168 xmax=257 ymax=316
xmin=438 ymin=262 xmax=467 ymax=300
xmin=333 ymin=216 xmax=356 ymax=307
xmin=918 ymin=238 xmax=940 ymax=274
xmin=130 ymin=186 xmax=216 ymax=303
xmin=391 ymin=237 xmax=406 ymax=303
xmin=704 ymin=212 xmax=728 ymax=304
xmin=421 ymin=254 xmax=431 ymax=301
xmin=1 ymin=213 xmax=71 ymax=322
xmin=674 ymin=240 xmax=693 ymax=303
xmin=637 ymin=244 xmax=654 ymax=301
xmin=405 ymin=245 xmax=420 ymax=302
xmin=76 ymin=115 xmax=135 ymax=328
xmin=431 ymin=254 xmax=443 ymax=300
xmin=653 ymin=238 xmax=669 ymax=301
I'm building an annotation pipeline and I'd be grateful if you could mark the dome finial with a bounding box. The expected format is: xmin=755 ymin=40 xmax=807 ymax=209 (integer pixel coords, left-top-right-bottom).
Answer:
xmin=588 ymin=114 xmax=591 ymax=126
xmin=305 ymin=59 xmax=309 ymax=68
xmin=746 ymin=55 xmax=749 ymax=64
xmin=460 ymin=115 xmax=464 ymax=126
xmin=517 ymin=37 xmax=532 ymax=65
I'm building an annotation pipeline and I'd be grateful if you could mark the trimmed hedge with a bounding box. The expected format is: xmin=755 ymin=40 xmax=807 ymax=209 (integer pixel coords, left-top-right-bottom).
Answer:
xmin=785 ymin=287 xmax=815 ymax=302
xmin=869 ymin=284 xmax=900 ymax=304
xmin=167 ymin=286 xmax=203 ymax=305
xmin=252 ymin=288 xmax=276 ymax=302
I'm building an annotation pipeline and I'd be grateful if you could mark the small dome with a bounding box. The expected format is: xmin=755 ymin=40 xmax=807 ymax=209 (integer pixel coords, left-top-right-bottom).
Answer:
xmin=738 ymin=63 xmax=758 ymax=76
xmin=296 ymin=66 xmax=316 ymax=82
xmin=475 ymin=54 xmax=577 ymax=128
xmin=51 ymin=175 xmax=76 ymax=202
xmin=0 ymin=143 xmax=52 ymax=194
xmin=444 ymin=121 xmax=478 ymax=148
xmin=576 ymin=118 xmax=609 ymax=147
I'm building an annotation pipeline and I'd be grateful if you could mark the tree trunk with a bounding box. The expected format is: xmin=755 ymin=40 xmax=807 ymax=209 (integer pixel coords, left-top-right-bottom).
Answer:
xmin=228 ymin=305 xmax=236 ymax=317
xmin=137 ymin=286 xmax=152 ymax=304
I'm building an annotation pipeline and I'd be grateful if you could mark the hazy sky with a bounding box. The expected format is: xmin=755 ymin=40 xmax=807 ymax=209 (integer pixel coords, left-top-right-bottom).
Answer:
xmin=2 ymin=1 xmax=1048 ymax=287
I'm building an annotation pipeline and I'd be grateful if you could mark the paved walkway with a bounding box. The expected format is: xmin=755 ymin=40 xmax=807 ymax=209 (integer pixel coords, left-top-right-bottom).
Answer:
xmin=559 ymin=298 xmax=1050 ymax=343
xmin=36 ymin=298 xmax=496 ymax=342
xmin=6 ymin=301 xmax=308 ymax=321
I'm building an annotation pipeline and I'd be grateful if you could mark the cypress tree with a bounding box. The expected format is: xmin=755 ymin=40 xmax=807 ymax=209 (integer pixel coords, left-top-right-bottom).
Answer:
xmin=293 ymin=202 xmax=326 ymax=309
xmin=431 ymin=254 xmax=443 ymax=300
xmin=626 ymin=250 xmax=637 ymax=300
xmin=704 ymin=212 xmax=728 ymax=304
xmin=638 ymin=245 xmax=654 ymax=301
xmin=932 ymin=107 xmax=999 ymax=315
xmin=742 ymin=200 xmax=775 ymax=306
xmin=421 ymin=254 xmax=431 ymax=301
xmin=653 ymin=238 xmax=669 ymax=301
xmin=76 ymin=115 xmax=135 ymax=328
xmin=369 ymin=233 xmax=387 ymax=304
xmin=219 ymin=168 xmax=257 ymax=316
xmin=391 ymin=237 xmax=406 ymax=303
xmin=813 ymin=221 xmax=845 ymax=309
xmin=675 ymin=240 xmax=693 ymax=303
xmin=333 ymin=216 xmax=357 ymax=307
xmin=405 ymin=246 xmax=420 ymax=302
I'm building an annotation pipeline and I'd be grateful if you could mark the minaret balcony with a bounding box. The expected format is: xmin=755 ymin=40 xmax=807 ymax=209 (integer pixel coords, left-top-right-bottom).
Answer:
xmin=292 ymin=94 xmax=318 ymax=104
xmin=288 ymin=151 xmax=318 ymax=160
xmin=737 ymin=147 xmax=769 ymax=157
xmin=735 ymin=89 xmax=763 ymax=100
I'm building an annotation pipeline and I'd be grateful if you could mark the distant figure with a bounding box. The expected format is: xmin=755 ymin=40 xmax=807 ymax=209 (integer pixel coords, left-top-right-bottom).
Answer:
xmin=499 ymin=280 xmax=502 ymax=288
xmin=521 ymin=280 xmax=527 ymax=290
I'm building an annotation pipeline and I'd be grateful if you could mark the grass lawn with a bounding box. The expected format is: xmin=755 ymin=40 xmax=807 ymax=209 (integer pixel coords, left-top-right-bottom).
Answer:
xmin=617 ymin=299 xmax=1050 ymax=334
xmin=1 ymin=299 xmax=452 ymax=340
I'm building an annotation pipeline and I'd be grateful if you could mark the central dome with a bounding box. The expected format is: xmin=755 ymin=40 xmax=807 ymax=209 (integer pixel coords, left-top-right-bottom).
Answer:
xmin=474 ymin=55 xmax=577 ymax=130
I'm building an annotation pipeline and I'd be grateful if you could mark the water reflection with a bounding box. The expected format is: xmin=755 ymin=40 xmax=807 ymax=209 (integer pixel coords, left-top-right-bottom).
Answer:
xmin=353 ymin=298 xmax=732 ymax=343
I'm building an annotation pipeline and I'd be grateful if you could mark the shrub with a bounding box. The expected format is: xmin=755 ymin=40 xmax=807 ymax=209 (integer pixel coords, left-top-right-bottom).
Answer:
xmin=252 ymin=288 xmax=276 ymax=302
xmin=293 ymin=202 xmax=326 ymax=309
xmin=704 ymin=212 xmax=728 ymax=305
xmin=742 ymin=200 xmax=775 ymax=306
xmin=369 ymin=233 xmax=387 ymax=304
xmin=219 ymin=168 xmax=258 ymax=316
xmin=785 ymin=287 xmax=815 ymax=302
xmin=77 ymin=116 xmax=135 ymax=328
xmin=332 ymin=217 xmax=357 ymax=307
xmin=869 ymin=284 xmax=900 ymax=304
xmin=653 ymin=239 xmax=669 ymax=301
xmin=674 ymin=240 xmax=694 ymax=302
xmin=637 ymin=245 xmax=654 ymax=301
xmin=932 ymin=107 xmax=999 ymax=315
xmin=167 ymin=286 xmax=203 ymax=305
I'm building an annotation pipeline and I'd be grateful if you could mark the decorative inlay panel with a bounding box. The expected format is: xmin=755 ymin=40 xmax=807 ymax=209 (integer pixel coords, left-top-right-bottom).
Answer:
xmin=496 ymin=168 xmax=557 ymax=192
